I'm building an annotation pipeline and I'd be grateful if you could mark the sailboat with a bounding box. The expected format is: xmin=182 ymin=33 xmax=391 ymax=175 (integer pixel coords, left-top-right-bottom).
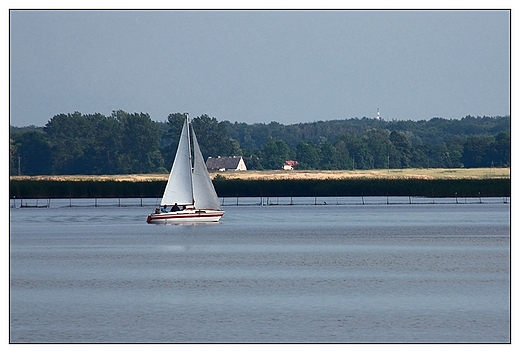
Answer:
xmin=146 ymin=114 xmax=225 ymax=223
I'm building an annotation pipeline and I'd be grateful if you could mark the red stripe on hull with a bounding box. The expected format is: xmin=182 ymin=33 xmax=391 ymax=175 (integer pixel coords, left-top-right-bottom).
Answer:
xmin=147 ymin=210 xmax=224 ymax=223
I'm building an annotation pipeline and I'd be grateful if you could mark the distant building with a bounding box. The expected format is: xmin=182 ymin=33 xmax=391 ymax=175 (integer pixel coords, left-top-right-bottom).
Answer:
xmin=206 ymin=156 xmax=247 ymax=171
xmin=283 ymin=160 xmax=298 ymax=170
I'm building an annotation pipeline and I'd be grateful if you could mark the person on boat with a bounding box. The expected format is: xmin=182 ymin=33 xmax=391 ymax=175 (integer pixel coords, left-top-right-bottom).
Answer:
xmin=171 ymin=203 xmax=180 ymax=212
xmin=160 ymin=205 xmax=167 ymax=213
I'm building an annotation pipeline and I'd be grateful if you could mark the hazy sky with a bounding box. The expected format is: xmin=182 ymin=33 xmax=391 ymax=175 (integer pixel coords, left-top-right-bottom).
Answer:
xmin=9 ymin=9 xmax=510 ymax=126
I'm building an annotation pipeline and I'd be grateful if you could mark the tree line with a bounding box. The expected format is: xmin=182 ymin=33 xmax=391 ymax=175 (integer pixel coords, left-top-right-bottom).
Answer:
xmin=9 ymin=111 xmax=510 ymax=176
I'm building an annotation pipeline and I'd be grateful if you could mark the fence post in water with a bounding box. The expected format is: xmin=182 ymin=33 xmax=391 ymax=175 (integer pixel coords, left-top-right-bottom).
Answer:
xmin=455 ymin=192 xmax=458 ymax=204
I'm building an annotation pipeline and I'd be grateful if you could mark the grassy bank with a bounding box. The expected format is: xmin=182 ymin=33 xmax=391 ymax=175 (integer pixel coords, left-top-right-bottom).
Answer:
xmin=9 ymin=168 xmax=510 ymax=199
xmin=211 ymin=168 xmax=511 ymax=181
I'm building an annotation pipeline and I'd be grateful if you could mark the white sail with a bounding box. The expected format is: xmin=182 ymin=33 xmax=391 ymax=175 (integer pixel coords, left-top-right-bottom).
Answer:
xmin=192 ymin=129 xmax=222 ymax=210
xmin=161 ymin=117 xmax=194 ymax=206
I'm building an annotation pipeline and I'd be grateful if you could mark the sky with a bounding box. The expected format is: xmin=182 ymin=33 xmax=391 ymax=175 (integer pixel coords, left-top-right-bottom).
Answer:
xmin=9 ymin=8 xmax=511 ymax=127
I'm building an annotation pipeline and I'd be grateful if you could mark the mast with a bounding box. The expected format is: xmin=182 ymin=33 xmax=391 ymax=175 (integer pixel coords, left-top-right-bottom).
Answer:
xmin=186 ymin=113 xmax=195 ymax=205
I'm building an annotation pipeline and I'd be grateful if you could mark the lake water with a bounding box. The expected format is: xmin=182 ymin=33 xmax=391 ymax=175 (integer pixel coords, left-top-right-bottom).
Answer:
xmin=9 ymin=198 xmax=510 ymax=343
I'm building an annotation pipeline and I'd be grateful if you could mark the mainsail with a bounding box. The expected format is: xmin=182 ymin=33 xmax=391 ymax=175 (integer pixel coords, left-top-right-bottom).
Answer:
xmin=161 ymin=117 xmax=194 ymax=206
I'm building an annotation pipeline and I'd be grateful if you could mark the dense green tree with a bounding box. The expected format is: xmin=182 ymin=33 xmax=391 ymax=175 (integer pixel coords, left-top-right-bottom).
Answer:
xmin=11 ymin=130 xmax=52 ymax=175
xmin=80 ymin=113 xmax=121 ymax=174
xmin=338 ymin=133 xmax=372 ymax=169
xmin=227 ymin=138 xmax=243 ymax=157
xmin=113 ymin=110 xmax=164 ymax=173
xmin=460 ymin=133 xmax=510 ymax=168
xmin=45 ymin=112 xmax=126 ymax=174
xmin=10 ymin=138 xmax=18 ymax=175
xmin=44 ymin=112 xmax=94 ymax=174
xmin=491 ymin=132 xmax=510 ymax=167
xmin=416 ymin=143 xmax=451 ymax=168
xmin=192 ymin=114 xmax=233 ymax=158
xmin=10 ymin=113 xmax=510 ymax=174
xmin=332 ymin=140 xmax=352 ymax=170
xmin=261 ymin=137 xmax=291 ymax=170
xmin=409 ymin=147 xmax=429 ymax=168
xmin=445 ymin=138 xmax=464 ymax=168
xmin=462 ymin=136 xmax=494 ymax=168
xmin=242 ymin=150 xmax=264 ymax=170
xmin=389 ymin=131 xmax=412 ymax=168
xmin=318 ymin=141 xmax=338 ymax=170
xmin=365 ymin=129 xmax=393 ymax=169
xmin=295 ymin=141 xmax=320 ymax=169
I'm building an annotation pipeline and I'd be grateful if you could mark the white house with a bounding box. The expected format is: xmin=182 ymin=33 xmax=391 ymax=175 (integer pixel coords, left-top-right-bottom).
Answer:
xmin=206 ymin=156 xmax=247 ymax=171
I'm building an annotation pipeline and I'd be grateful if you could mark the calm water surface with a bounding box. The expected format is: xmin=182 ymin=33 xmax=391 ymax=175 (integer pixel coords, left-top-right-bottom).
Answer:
xmin=10 ymin=199 xmax=510 ymax=343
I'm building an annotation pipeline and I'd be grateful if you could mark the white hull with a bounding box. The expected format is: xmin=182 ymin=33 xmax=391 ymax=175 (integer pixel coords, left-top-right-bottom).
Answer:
xmin=147 ymin=209 xmax=224 ymax=224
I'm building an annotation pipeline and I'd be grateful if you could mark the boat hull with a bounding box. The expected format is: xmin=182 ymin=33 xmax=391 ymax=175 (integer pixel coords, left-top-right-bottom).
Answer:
xmin=146 ymin=209 xmax=224 ymax=224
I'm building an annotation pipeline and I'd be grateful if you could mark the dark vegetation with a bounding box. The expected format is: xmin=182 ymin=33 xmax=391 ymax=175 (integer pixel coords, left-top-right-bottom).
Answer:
xmin=10 ymin=111 xmax=510 ymax=176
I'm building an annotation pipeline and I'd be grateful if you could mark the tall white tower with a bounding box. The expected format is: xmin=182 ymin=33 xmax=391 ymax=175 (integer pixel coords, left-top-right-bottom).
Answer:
xmin=376 ymin=108 xmax=381 ymax=120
